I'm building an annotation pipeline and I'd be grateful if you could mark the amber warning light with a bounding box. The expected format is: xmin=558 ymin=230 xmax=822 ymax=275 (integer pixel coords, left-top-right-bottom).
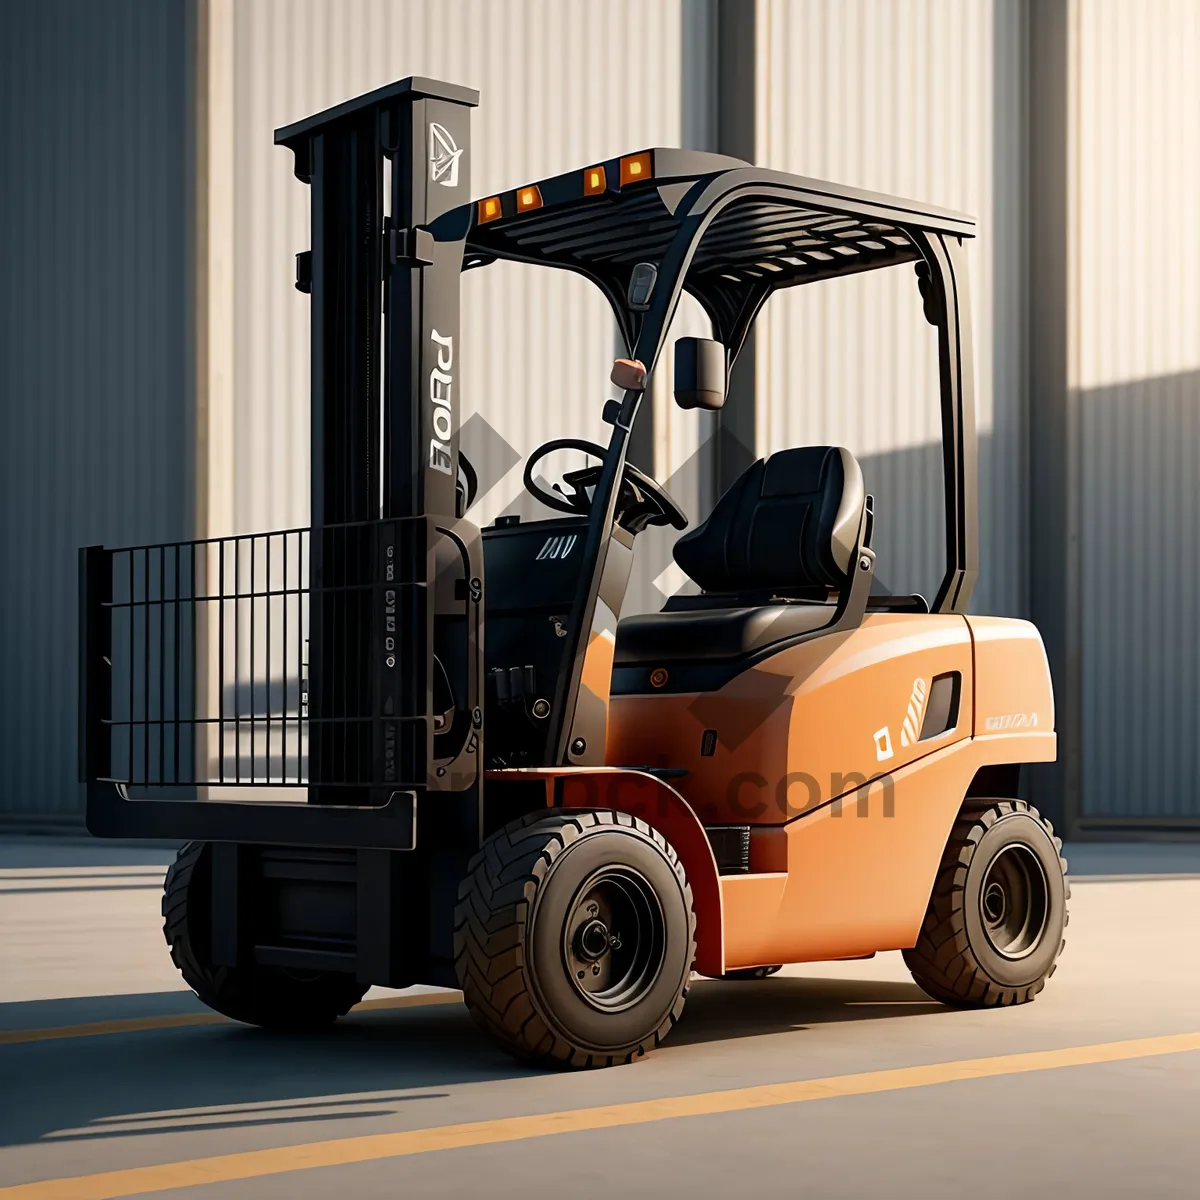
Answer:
xmin=620 ymin=152 xmax=653 ymax=187
xmin=516 ymin=185 xmax=543 ymax=213
xmin=584 ymin=165 xmax=607 ymax=195
xmin=478 ymin=195 xmax=502 ymax=224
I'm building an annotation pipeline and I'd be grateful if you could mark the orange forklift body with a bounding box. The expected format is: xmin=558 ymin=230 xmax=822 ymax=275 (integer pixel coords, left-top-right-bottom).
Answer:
xmin=490 ymin=613 xmax=1053 ymax=976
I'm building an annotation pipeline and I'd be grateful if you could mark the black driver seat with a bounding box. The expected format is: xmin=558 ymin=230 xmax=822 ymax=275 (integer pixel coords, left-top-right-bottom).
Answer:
xmin=614 ymin=446 xmax=867 ymax=667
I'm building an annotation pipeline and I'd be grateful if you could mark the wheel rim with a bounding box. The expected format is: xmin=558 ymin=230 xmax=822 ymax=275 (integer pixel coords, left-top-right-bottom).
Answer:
xmin=979 ymin=843 xmax=1050 ymax=960
xmin=562 ymin=867 xmax=666 ymax=1013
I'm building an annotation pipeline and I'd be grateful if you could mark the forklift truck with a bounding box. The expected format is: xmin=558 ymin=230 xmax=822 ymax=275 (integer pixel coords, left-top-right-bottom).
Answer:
xmin=80 ymin=78 xmax=1067 ymax=1068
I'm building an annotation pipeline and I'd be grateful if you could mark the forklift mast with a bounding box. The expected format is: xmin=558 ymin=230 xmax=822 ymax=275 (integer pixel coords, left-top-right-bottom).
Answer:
xmin=275 ymin=78 xmax=481 ymax=814
xmin=81 ymin=78 xmax=486 ymax=861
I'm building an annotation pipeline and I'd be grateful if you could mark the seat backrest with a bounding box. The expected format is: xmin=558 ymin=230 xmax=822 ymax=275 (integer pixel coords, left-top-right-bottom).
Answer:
xmin=672 ymin=446 xmax=866 ymax=594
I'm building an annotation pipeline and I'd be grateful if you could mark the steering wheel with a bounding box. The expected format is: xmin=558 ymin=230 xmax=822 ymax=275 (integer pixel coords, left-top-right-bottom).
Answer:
xmin=523 ymin=438 xmax=689 ymax=533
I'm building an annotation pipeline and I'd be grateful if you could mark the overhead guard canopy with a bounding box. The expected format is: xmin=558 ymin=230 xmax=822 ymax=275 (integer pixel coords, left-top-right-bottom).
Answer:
xmin=451 ymin=148 xmax=975 ymax=358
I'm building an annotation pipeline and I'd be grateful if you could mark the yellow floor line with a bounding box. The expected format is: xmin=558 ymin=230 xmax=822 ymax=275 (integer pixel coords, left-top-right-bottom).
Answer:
xmin=0 ymin=1014 xmax=226 ymax=1045
xmin=4 ymin=1030 xmax=1199 ymax=1199
xmin=0 ymin=992 xmax=462 ymax=1046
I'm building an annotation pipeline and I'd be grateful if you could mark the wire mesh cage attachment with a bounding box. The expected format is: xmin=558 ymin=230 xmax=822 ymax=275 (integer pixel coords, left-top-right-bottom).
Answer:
xmin=80 ymin=519 xmax=434 ymax=795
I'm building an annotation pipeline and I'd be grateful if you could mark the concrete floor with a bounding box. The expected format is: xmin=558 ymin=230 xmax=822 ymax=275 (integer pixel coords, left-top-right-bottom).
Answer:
xmin=2 ymin=836 xmax=1199 ymax=1197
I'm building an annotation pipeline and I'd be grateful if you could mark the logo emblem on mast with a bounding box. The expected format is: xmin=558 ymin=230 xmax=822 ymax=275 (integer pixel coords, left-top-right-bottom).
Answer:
xmin=429 ymin=123 xmax=463 ymax=188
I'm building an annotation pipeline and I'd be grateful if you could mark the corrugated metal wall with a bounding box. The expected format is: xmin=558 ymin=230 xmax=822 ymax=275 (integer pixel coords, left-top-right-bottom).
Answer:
xmin=0 ymin=0 xmax=190 ymax=823
xmin=1073 ymin=0 xmax=1200 ymax=821
xmin=215 ymin=0 xmax=703 ymax=619
xmin=754 ymin=0 xmax=1026 ymax=614
xmin=8 ymin=0 xmax=1199 ymax=829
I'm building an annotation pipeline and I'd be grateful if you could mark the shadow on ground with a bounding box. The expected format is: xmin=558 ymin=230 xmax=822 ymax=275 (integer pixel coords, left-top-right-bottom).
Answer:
xmin=672 ymin=974 xmax=940 ymax=1046
xmin=0 ymin=974 xmax=940 ymax=1148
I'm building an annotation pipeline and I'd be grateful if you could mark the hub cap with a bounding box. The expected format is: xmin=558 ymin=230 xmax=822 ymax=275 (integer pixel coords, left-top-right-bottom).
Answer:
xmin=979 ymin=843 xmax=1050 ymax=960
xmin=562 ymin=867 xmax=666 ymax=1012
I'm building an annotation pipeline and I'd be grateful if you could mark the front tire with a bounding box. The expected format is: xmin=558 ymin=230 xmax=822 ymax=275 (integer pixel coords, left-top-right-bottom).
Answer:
xmin=163 ymin=841 xmax=367 ymax=1030
xmin=904 ymin=799 xmax=1069 ymax=1006
xmin=454 ymin=810 xmax=696 ymax=1068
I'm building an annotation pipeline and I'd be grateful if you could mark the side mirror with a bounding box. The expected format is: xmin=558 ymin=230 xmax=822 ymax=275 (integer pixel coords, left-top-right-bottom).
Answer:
xmin=673 ymin=337 xmax=727 ymax=410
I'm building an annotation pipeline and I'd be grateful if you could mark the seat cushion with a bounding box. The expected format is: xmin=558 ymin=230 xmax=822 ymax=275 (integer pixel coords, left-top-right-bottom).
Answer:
xmin=614 ymin=603 xmax=836 ymax=666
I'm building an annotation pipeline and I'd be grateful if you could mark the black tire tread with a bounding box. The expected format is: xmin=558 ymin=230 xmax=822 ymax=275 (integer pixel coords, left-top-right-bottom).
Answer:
xmin=902 ymin=799 xmax=1069 ymax=1007
xmin=453 ymin=809 xmax=695 ymax=1069
xmin=162 ymin=841 xmax=367 ymax=1030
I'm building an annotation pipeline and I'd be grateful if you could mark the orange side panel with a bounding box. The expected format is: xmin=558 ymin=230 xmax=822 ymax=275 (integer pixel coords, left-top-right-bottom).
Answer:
xmin=720 ymin=731 xmax=1056 ymax=970
xmin=720 ymin=873 xmax=787 ymax=968
xmin=608 ymin=613 xmax=973 ymax=825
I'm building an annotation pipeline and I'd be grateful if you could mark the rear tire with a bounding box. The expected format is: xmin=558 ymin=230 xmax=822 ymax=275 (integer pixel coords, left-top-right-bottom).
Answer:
xmin=163 ymin=841 xmax=367 ymax=1030
xmin=454 ymin=810 xmax=696 ymax=1068
xmin=903 ymin=799 xmax=1069 ymax=1006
